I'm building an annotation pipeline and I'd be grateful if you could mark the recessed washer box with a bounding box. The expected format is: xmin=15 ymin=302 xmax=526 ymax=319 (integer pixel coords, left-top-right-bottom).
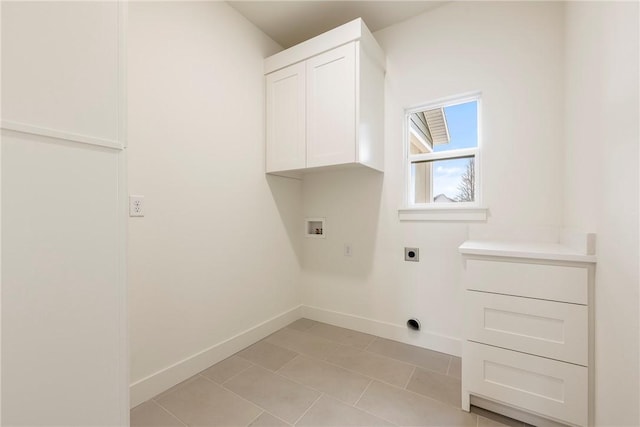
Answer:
xmin=305 ymin=217 xmax=325 ymax=238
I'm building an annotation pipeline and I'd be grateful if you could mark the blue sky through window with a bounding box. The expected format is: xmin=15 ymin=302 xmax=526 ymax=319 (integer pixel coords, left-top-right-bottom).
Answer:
xmin=432 ymin=100 xmax=477 ymax=200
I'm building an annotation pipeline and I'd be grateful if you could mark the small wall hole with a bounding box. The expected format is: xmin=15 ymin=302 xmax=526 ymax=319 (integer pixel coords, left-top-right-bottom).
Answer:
xmin=407 ymin=318 xmax=421 ymax=331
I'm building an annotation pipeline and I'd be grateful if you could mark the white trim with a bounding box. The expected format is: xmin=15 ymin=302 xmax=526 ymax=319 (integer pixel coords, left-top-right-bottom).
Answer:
xmin=404 ymin=93 xmax=482 ymax=210
xmin=409 ymin=147 xmax=477 ymax=163
xmin=116 ymin=4 xmax=129 ymax=424
xmin=302 ymin=305 xmax=461 ymax=357
xmin=0 ymin=1 xmax=3 ymax=421
xmin=458 ymin=240 xmax=597 ymax=263
xmin=1 ymin=120 xmax=124 ymax=150
xmin=264 ymin=18 xmax=384 ymax=74
xmin=470 ymin=395 xmax=571 ymax=427
xmin=405 ymin=91 xmax=482 ymax=115
xmin=560 ymin=230 xmax=596 ymax=256
xmin=129 ymin=305 xmax=304 ymax=408
xmin=117 ymin=1 xmax=128 ymax=149
xmin=398 ymin=207 xmax=488 ymax=222
xmin=116 ymin=149 xmax=129 ymax=423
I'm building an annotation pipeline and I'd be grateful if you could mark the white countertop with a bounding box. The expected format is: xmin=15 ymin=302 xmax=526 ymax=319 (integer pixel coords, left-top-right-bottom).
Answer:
xmin=459 ymin=240 xmax=597 ymax=263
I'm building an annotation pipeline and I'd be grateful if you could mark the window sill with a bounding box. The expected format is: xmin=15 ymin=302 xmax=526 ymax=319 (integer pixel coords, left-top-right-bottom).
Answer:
xmin=398 ymin=206 xmax=488 ymax=222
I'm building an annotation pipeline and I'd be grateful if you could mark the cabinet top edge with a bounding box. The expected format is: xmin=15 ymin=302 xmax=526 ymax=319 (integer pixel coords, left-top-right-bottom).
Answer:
xmin=459 ymin=240 xmax=597 ymax=263
xmin=264 ymin=17 xmax=386 ymax=75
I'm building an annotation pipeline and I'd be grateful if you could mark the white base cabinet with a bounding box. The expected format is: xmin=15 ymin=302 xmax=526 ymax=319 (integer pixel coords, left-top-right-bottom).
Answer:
xmin=465 ymin=342 xmax=588 ymax=426
xmin=264 ymin=18 xmax=385 ymax=177
xmin=459 ymin=240 xmax=596 ymax=427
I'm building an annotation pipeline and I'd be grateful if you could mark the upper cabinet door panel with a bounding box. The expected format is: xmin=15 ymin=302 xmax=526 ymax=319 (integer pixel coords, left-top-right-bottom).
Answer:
xmin=265 ymin=62 xmax=306 ymax=172
xmin=306 ymin=43 xmax=356 ymax=168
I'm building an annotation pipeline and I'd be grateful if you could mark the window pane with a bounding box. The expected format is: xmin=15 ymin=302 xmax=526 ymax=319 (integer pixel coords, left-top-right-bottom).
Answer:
xmin=432 ymin=100 xmax=477 ymax=152
xmin=411 ymin=157 xmax=475 ymax=203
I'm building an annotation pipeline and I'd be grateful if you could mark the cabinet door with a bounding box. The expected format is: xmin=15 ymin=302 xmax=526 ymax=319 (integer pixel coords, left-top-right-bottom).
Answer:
xmin=306 ymin=43 xmax=356 ymax=168
xmin=464 ymin=342 xmax=588 ymax=426
xmin=266 ymin=62 xmax=306 ymax=172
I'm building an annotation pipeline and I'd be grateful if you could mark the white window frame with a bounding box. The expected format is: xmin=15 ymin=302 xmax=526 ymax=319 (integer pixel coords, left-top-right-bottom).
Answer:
xmin=399 ymin=92 xmax=487 ymax=221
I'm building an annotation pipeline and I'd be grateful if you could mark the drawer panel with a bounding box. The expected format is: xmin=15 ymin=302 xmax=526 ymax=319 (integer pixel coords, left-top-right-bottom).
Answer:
xmin=464 ymin=342 xmax=588 ymax=426
xmin=466 ymin=291 xmax=588 ymax=365
xmin=463 ymin=259 xmax=588 ymax=304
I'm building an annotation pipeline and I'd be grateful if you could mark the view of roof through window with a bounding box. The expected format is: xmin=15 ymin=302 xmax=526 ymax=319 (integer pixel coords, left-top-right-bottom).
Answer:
xmin=409 ymin=99 xmax=478 ymax=203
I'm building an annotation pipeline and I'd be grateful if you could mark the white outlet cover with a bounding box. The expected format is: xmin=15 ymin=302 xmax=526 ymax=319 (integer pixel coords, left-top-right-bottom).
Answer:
xmin=129 ymin=195 xmax=144 ymax=217
xmin=344 ymin=244 xmax=352 ymax=257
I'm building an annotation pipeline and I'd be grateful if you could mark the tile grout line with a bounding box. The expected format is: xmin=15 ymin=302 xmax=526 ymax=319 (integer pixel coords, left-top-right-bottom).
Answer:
xmin=151 ymin=398 xmax=189 ymax=427
xmin=245 ymin=410 xmax=265 ymax=427
xmin=275 ymin=324 xmax=382 ymax=359
xmin=242 ymin=409 xmax=296 ymax=427
xmin=363 ymin=336 xmax=378 ymax=351
xmin=351 ymin=404 xmax=400 ymax=426
xmin=151 ymin=376 xmax=200 ymax=403
xmin=146 ymin=322 xmax=461 ymax=426
xmin=267 ymin=362 xmax=398 ymax=422
xmin=402 ymin=365 xmax=417 ymax=389
xmin=319 ymin=354 xmax=466 ymax=413
xmin=210 ymin=360 xmax=256 ymax=386
xmin=267 ymin=339 xmax=425 ymax=399
xmin=254 ymin=339 xmax=398 ymax=426
xmin=303 ymin=328 xmax=378 ymax=351
xmin=270 ymin=366 xmax=348 ymax=404
xmin=199 ymin=374 xmax=291 ymax=425
xmin=291 ymin=346 xmax=417 ymax=395
xmin=273 ymin=353 xmax=302 ymax=374
xmin=209 ymin=346 xmax=372 ymax=410
xmin=358 ymin=340 xmax=451 ymax=377
xmin=350 ymin=381 xmax=401 ymax=427
xmin=270 ymin=323 xmax=451 ymax=380
xmin=390 ymin=378 xmax=466 ymax=411
xmin=352 ymin=379 xmax=373 ymax=407
xmin=265 ymin=411 xmax=294 ymax=427
xmin=291 ymin=393 xmax=324 ymax=426
xmin=198 ymin=365 xmax=311 ymax=426
xmin=267 ymin=327 xmax=339 ymax=352
xmin=319 ymin=347 xmax=427 ymax=392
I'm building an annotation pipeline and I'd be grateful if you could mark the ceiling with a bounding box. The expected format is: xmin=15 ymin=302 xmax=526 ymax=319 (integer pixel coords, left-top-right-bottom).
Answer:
xmin=227 ymin=1 xmax=446 ymax=49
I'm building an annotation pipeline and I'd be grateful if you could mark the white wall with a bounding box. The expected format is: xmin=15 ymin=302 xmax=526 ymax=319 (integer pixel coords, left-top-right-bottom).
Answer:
xmin=127 ymin=2 xmax=303 ymax=406
xmin=563 ymin=2 xmax=639 ymax=425
xmin=1 ymin=2 xmax=127 ymax=425
xmin=301 ymin=1 xmax=566 ymax=355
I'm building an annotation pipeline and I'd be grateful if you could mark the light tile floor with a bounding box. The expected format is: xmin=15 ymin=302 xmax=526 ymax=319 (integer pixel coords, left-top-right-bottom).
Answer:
xmin=131 ymin=319 xmax=530 ymax=427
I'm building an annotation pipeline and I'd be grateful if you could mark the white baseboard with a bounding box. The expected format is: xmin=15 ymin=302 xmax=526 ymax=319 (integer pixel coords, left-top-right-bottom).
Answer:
xmin=301 ymin=305 xmax=461 ymax=357
xmin=129 ymin=305 xmax=303 ymax=408
xmin=130 ymin=304 xmax=461 ymax=408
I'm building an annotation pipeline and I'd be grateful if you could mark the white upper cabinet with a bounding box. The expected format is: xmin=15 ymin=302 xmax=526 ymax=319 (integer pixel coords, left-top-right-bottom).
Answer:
xmin=266 ymin=62 xmax=306 ymax=172
xmin=306 ymin=43 xmax=356 ymax=168
xmin=264 ymin=18 xmax=385 ymax=176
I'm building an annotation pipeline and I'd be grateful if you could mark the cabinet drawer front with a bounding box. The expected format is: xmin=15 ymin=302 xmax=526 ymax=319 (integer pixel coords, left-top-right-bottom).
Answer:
xmin=464 ymin=342 xmax=588 ymax=426
xmin=466 ymin=292 xmax=588 ymax=365
xmin=463 ymin=259 xmax=588 ymax=304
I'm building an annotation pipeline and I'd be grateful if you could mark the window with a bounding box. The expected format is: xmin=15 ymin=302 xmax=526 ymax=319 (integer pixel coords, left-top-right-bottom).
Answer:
xmin=405 ymin=94 xmax=481 ymax=208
